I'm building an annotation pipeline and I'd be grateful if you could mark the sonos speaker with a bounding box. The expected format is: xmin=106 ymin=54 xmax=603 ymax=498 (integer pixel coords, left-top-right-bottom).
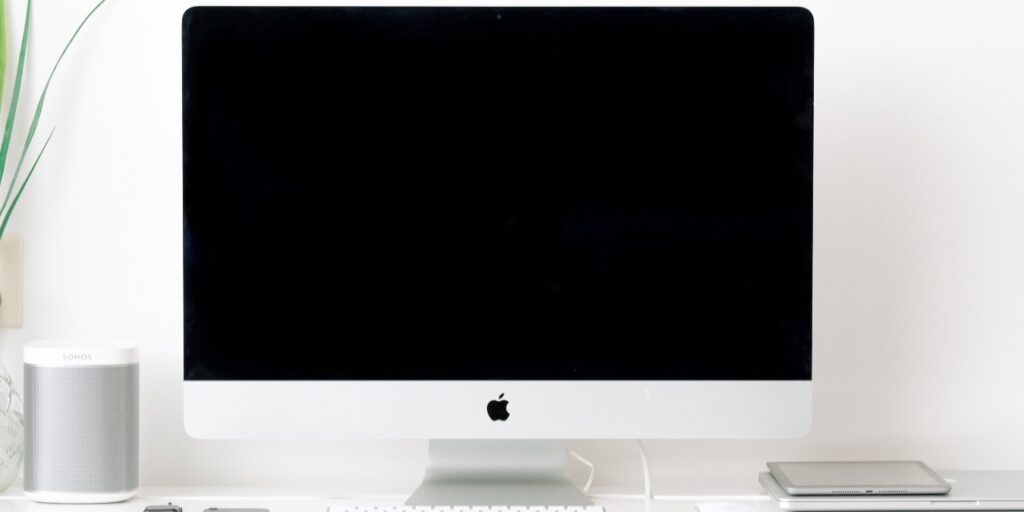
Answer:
xmin=23 ymin=341 xmax=139 ymax=503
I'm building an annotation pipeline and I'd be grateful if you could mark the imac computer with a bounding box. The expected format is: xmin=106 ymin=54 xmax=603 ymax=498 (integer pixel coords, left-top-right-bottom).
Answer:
xmin=182 ymin=6 xmax=813 ymax=505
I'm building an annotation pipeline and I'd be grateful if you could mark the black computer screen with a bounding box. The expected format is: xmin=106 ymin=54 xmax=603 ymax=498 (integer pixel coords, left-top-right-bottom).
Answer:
xmin=183 ymin=7 xmax=813 ymax=380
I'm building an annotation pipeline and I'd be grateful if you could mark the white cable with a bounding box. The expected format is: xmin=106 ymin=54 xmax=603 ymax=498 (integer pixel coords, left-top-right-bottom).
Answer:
xmin=567 ymin=448 xmax=596 ymax=494
xmin=634 ymin=440 xmax=651 ymax=499
xmin=567 ymin=442 xmax=652 ymax=501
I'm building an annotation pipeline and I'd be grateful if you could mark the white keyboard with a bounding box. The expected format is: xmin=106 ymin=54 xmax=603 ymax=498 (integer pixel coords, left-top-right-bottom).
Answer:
xmin=329 ymin=506 xmax=605 ymax=512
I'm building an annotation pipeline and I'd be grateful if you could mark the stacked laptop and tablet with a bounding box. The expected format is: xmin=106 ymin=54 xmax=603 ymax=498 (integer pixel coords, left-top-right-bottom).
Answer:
xmin=761 ymin=462 xmax=1024 ymax=511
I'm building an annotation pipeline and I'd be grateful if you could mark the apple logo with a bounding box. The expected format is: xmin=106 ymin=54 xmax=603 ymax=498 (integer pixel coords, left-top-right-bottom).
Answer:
xmin=487 ymin=393 xmax=510 ymax=421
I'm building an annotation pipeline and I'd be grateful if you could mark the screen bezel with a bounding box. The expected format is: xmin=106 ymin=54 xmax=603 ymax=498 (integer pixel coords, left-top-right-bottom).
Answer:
xmin=181 ymin=5 xmax=814 ymax=439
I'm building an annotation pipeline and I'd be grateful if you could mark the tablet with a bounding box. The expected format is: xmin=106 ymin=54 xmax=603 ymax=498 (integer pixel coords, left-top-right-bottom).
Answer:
xmin=760 ymin=471 xmax=1024 ymax=511
xmin=767 ymin=461 xmax=951 ymax=495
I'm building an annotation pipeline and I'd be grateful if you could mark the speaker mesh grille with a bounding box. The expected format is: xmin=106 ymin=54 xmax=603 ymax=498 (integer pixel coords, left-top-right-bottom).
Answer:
xmin=24 ymin=364 xmax=139 ymax=493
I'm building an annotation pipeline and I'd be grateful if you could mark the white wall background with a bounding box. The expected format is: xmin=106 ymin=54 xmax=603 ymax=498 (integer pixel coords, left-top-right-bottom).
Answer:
xmin=0 ymin=0 xmax=1022 ymax=494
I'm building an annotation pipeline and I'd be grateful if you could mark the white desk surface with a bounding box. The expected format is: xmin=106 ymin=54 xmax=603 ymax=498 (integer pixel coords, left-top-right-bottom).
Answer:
xmin=0 ymin=496 xmax=776 ymax=512
xmin=2 ymin=471 xmax=1017 ymax=512
xmin=0 ymin=482 xmax=778 ymax=512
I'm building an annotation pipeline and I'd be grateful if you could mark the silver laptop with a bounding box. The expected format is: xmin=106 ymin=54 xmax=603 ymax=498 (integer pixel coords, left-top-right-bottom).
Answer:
xmin=760 ymin=471 xmax=1024 ymax=511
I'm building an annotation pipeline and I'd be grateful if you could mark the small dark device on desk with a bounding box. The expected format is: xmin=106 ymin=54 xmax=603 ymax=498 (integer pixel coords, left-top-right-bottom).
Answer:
xmin=144 ymin=504 xmax=182 ymax=512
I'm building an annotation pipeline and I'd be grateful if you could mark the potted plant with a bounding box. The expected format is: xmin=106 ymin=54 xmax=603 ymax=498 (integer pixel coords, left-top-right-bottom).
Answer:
xmin=0 ymin=0 xmax=106 ymax=492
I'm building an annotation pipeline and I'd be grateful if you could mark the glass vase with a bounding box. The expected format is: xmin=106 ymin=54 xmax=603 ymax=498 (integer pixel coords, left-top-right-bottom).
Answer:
xmin=0 ymin=360 xmax=23 ymax=492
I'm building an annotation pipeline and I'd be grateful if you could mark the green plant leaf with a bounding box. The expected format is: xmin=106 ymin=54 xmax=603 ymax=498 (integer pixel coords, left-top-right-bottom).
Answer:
xmin=0 ymin=127 xmax=54 ymax=237
xmin=0 ymin=0 xmax=7 ymax=98
xmin=0 ymin=0 xmax=107 ymax=220
xmin=0 ymin=0 xmax=31 ymax=189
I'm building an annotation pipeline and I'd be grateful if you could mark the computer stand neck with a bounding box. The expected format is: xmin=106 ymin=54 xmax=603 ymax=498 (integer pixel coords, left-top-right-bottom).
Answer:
xmin=406 ymin=440 xmax=592 ymax=506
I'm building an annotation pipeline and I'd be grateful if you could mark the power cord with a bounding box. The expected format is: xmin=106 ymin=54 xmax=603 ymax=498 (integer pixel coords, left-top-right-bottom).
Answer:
xmin=567 ymin=448 xmax=596 ymax=494
xmin=567 ymin=440 xmax=652 ymax=502
xmin=634 ymin=440 xmax=651 ymax=499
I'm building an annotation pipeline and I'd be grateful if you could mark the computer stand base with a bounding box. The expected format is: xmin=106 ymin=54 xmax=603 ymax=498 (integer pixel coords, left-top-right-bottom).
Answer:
xmin=406 ymin=440 xmax=592 ymax=506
